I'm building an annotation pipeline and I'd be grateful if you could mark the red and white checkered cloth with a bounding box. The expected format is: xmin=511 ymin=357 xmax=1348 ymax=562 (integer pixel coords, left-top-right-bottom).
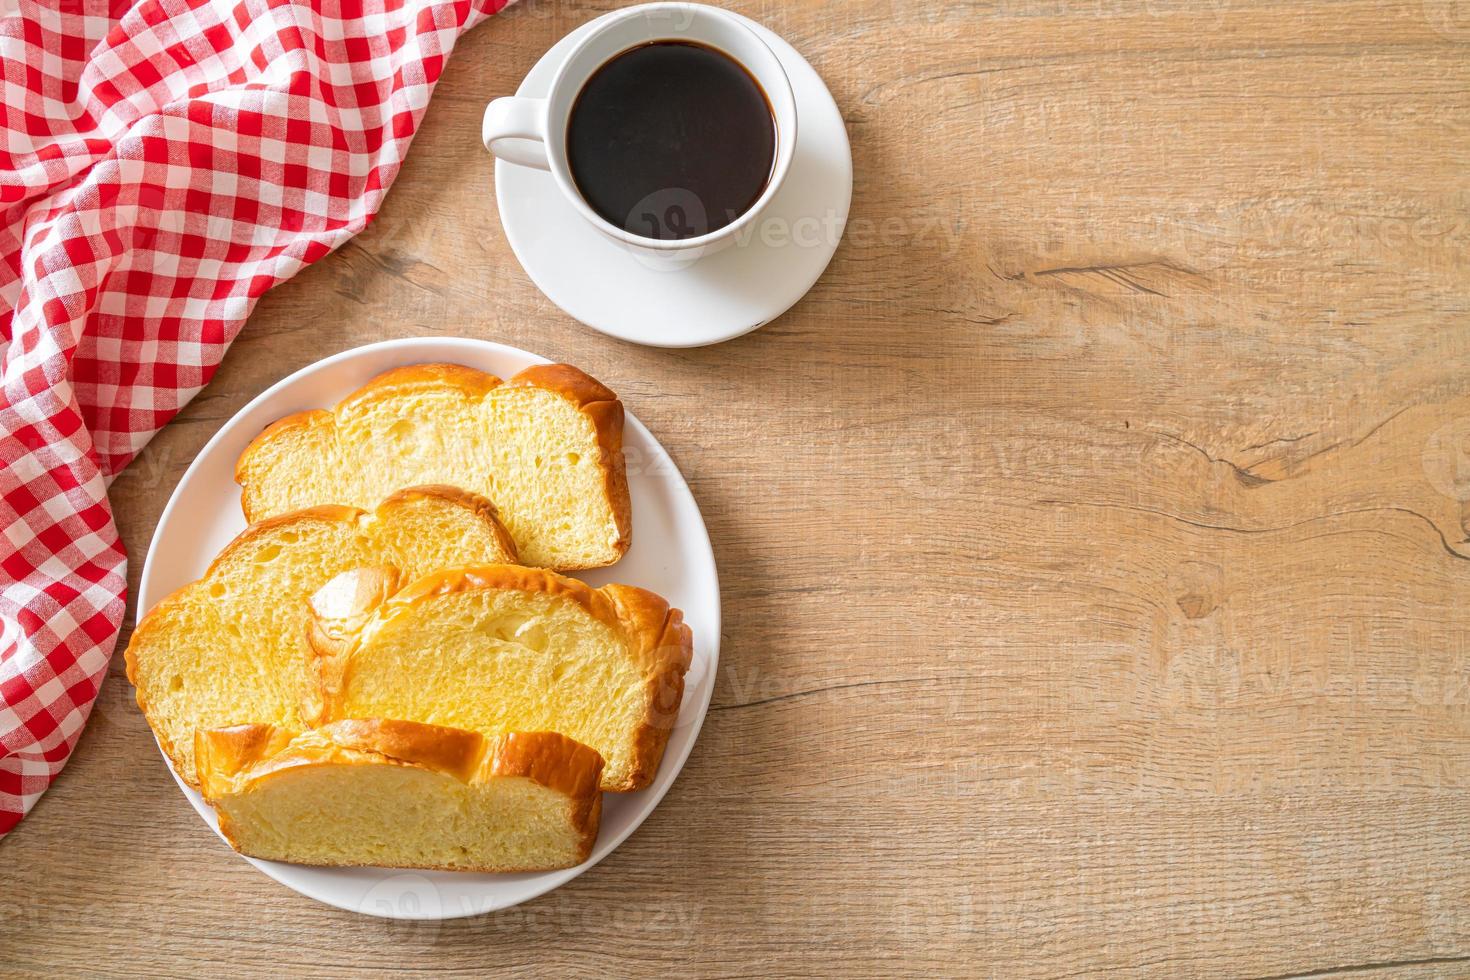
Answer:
xmin=0 ymin=0 xmax=506 ymax=838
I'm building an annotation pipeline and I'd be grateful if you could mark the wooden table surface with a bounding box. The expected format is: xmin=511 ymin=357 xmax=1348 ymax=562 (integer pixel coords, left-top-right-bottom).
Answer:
xmin=5 ymin=1 xmax=1470 ymax=976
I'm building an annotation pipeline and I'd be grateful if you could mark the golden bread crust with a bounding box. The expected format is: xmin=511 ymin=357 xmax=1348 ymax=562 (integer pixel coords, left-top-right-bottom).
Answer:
xmin=234 ymin=362 xmax=631 ymax=567
xmin=197 ymin=721 xmax=605 ymax=871
xmin=506 ymin=364 xmax=631 ymax=561
xmin=344 ymin=363 xmax=505 ymax=404
xmin=505 ymin=363 xmax=616 ymax=405
xmin=488 ymin=730 xmax=606 ymax=839
xmin=233 ymin=409 xmax=333 ymax=488
xmin=306 ymin=564 xmax=693 ymax=790
xmin=377 ymin=484 xmax=520 ymax=562
xmin=388 ymin=563 xmax=620 ymax=623
xmin=308 ymin=718 xmax=492 ymax=782
xmin=194 ymin=723 xmax=298 ymax=788
xmin=601 ymin=584 xmax=695 ymax=789
xmin=126 ymin=489 xmax=515 ymax=787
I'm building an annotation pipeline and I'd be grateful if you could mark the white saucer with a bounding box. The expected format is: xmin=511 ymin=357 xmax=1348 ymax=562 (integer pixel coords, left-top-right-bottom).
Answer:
xmin=494 ymin=10 xmax=852 ymax=348
xmin=137 ymin=338 xmax=720 ymax=918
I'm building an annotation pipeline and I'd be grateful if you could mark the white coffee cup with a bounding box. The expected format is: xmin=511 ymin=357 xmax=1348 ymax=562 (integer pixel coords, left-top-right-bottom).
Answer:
xmin=482 ymin=3 xmax=797 ymax=267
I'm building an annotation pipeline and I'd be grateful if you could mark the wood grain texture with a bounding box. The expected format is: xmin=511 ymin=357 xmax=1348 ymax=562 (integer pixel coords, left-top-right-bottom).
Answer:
xmin=4 ymin=0 xmax=1469 ymax=976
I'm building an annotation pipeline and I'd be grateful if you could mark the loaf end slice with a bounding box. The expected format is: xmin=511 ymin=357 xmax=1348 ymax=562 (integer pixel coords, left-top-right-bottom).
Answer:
xmin=197 ymin=720 xmax=604 ymax=872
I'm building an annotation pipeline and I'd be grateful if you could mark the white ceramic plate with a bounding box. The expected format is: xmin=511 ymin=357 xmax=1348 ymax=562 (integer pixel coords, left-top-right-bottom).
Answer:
xmin=494 ymin=8 xmax=852 ymax=348
xmin=136 ymin=337 xmax=720 ymax=919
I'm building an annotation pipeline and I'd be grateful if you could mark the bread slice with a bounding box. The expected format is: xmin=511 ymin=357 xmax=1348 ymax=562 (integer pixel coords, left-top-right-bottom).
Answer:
xmin=308 ymin=564 xmax=693 ymax=791
xmin=234 ymin=363 xmax=631 ymax=570
xmin=125 ymin=487 xmax=518 ymax=787
xmin=196 ymin=720 xmax=604 ymax=871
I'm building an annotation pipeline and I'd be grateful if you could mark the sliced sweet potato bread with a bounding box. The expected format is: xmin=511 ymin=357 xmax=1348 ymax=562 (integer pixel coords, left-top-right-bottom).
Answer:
xmin=196 ymin=720 xmax=604 ymax=872
xmin=125 ymin=487 xmax=517 ymax=787
xmin=308 ymin=564 xmax=693 ymax=792
xmin=234 ymin=363 xmax=631 ymax=570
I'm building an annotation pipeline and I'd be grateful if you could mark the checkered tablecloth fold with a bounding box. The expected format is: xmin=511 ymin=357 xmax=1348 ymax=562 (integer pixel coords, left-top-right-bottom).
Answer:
xmin=0 ymin=0 xmax=504 ymax=837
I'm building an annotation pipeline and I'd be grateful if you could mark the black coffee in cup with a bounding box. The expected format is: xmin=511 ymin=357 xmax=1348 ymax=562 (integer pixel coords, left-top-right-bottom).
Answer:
xmin=567 ymin=41 xmax=776 ymax=241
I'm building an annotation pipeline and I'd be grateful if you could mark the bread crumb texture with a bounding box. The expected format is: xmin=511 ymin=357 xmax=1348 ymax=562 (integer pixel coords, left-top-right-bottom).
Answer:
xmin=125 ymin=490 xmax=515 ymax=787
xmin=236 ymin=364 xmax=629 ymax=570
xmin=197 ymin=721 xmax=603 ymax=871
xmin=311 ymin=565 xmax=692 ymax=791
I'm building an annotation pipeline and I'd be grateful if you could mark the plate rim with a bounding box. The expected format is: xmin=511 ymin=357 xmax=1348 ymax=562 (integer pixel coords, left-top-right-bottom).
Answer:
xmin=135 ymin=336 xmax=721 ymax=919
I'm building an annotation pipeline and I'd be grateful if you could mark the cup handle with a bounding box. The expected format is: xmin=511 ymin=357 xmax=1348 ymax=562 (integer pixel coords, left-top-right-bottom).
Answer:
xmin=482 ymin=97 xmax=550 ymax=171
